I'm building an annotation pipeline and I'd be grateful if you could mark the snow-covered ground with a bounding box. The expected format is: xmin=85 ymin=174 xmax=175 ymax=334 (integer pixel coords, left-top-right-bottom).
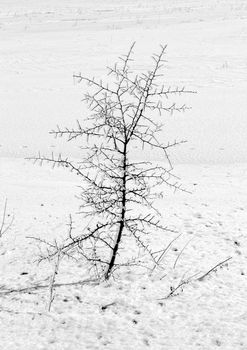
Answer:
xmin=1 ymin=159 xmax=247 ymax=349
xmin=1 ymin=0 xmax=247 ymax=162
xmin=1 ymin=0 xmax=247 ymax=349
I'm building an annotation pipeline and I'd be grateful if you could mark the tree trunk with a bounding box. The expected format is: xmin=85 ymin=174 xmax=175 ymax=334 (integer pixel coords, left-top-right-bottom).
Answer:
xmin=105 ymin=144 xmax=127 ymax=279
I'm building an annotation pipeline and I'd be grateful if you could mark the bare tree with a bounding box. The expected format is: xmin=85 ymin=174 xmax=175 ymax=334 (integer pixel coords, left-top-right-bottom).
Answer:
xmin=29 ymin=44 xmax=194 ymax=280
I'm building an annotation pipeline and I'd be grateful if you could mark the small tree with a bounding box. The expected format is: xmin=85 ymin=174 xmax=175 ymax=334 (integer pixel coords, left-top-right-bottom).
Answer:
xmin=31 ymin=44 xmax=194 ymax=280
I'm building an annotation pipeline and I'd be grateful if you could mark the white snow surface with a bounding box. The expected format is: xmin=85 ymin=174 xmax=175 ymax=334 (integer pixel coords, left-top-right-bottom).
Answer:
xmin=1 ymin=159 xmax=247 ymax=349
xmin=1 ymin=1 xmax=247 ymax=349
xmin=0 ymin=0 xmax=247 ymax=162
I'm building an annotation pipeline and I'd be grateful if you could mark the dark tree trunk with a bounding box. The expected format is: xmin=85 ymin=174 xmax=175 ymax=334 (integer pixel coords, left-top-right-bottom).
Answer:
xmin=105 ymin=144 xmax=127 ymax=279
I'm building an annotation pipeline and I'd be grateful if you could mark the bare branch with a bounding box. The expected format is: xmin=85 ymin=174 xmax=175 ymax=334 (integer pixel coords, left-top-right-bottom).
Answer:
xmin=0 ymin=200 xmax=14 ymax=238
xmin=47 ymin=249 xmax=61 ymax=312
xmin=197 ymin=257 xmax=232 ymax=282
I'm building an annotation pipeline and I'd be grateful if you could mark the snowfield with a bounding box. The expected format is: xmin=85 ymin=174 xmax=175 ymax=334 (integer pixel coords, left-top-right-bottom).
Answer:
xmin=1 ymin=159 xmax=247 ymax=349
xmin=1 ymin=0 xmax=247 ymax=163
xmin=1 ymin=0 xmax=247 ymax=349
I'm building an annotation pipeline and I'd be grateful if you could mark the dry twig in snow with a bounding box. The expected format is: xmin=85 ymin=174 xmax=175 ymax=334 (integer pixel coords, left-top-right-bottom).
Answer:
xmin=0 ymin=199 xmax=14 ymax=238
xmin=197 ymin=256 xmax=232 ymax=282
xmin=47 ymin=249 xmax=61 ymax=312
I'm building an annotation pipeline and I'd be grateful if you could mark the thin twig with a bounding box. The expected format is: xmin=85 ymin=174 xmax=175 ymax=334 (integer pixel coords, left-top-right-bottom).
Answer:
xmin=0 ymin=199 xmax=14 ymax=238
xmin=158 ymin=272 xmax=200 ymax=300
xmin=197 ymin=257 xmax=232 ymax=282
xmin=47 ymin=250 xmax=61 ymax=312
xmin=173 ymin=236 xmax=194 ymax=269
xmin=151 ymin=233 xmax=183 ymax=273
xmin=0 ymin=278 xmax=100 ymax=296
